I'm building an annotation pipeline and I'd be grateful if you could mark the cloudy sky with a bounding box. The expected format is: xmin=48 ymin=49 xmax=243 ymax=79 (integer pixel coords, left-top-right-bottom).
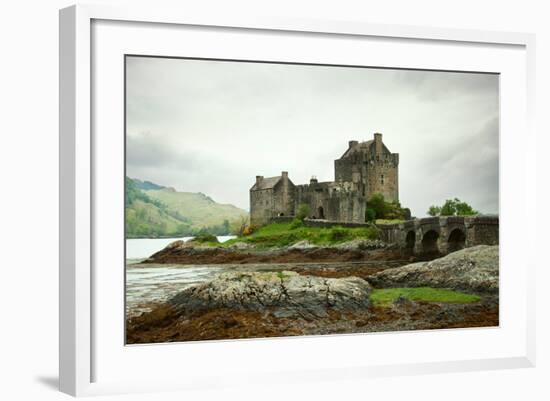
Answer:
xmin=126 ymin=56 xmax=499 ymax=217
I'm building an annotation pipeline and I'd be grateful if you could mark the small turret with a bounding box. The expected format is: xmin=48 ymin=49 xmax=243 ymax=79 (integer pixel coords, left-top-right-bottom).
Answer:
xmin=374 ymin=133 xmax=383 ymax=154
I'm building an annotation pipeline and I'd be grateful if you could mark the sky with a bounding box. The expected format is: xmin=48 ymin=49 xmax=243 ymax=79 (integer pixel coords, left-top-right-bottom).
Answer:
xmin=126 ymin=56 xmax=499 ymax=217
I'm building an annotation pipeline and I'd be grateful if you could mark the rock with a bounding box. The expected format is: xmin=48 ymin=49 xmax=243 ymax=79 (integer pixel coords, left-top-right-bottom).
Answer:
xmin=334 ymin=239 xmax=386 ymax=250
xmin=169 ymin=271 xmax=372 ymax=319
xmin=227 ymin=242 xmax=255 ymax=250
xmin=368 ymin=245 xmax=499 ymax=293
xmin=392 ymin=295 xmax=418 ymax=313
xmin=165 ymin=240 xmax=185 ymax=249
xmin=288 ymin=240 xmax=316 ymax=250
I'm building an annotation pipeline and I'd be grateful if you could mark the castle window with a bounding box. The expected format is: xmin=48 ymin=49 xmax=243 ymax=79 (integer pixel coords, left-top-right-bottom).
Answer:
xmin=381 ymin=174 xmax=384 ymax=184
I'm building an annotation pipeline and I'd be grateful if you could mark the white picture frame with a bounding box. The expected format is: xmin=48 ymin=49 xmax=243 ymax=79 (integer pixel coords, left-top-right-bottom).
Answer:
xmin=59 ymin=4 xmax=536 ymax=397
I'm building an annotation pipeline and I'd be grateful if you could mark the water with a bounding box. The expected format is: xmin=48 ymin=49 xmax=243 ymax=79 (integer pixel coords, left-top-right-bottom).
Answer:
xmin=125 ymin=236 xmax=401 ymax=317
xmin=126 ymin=264 xmax=224 ymax=316
xmin=126 ymin=235 xmax=236 ymax=260
xmin=126 ymin=236 xmax=235 ymax=316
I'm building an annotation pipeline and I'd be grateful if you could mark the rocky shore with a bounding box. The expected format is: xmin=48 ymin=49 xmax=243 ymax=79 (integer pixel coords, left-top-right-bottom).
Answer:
xmin=368 ymin=245 xmax=499 ymax=293
xmin=141 ymin=238 xmax=407 ymax=265
xmin=126 ymin=245 xmax=499 ymax=343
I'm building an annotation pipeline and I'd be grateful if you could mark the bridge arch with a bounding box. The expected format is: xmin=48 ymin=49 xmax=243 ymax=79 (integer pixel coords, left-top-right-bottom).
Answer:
xmin=405 ymin=230 xmax=416 ymax=249
xmin=447 ymin=228 xmax=466 ymax=253
xmin=421 ymin=230 xmax=440 ymax=254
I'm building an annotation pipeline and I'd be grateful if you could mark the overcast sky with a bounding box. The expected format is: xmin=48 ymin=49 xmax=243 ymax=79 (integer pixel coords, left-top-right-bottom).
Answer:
xmin=126 ymin=56 xmax=499 ymax=217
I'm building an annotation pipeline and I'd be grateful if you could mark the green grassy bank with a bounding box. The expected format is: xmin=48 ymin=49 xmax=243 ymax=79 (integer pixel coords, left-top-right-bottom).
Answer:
xmin=220 ymin=221 xmax=379 ymax=249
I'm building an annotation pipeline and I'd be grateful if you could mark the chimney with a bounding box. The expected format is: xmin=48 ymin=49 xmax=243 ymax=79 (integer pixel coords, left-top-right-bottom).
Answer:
xmin=310 ymin=175 xmax=318 ymax=185
xmin=256 ymin=175 xmax=263 ymax=185
xmin=349 ymin=140 xmax=358 ymax=148
xmin=282 ymin=171 xmax=288 ymax=179
xmin=374 ymin=133 xmax=382 ymax=154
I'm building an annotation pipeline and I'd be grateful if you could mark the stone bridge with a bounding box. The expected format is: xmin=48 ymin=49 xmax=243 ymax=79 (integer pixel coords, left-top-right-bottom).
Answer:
xmin=377 ymin=215 xmax=499 ymax=255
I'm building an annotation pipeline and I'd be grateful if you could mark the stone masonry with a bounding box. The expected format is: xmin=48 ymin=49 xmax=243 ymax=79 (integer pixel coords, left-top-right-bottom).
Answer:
xmin=377 ymin=215 xmax=499 ymax=255
xmin=250 ymin=133 xmax=399 ymax=226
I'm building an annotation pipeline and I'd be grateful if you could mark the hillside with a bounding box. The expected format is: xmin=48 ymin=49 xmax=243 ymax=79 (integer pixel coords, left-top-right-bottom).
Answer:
xmin=145 ymin=188 xmax=248 ymax=230
xmin=126 ymin=177 xmax=248 ymax=238
xmin=132 ymin=178 xmax=166 ymax=191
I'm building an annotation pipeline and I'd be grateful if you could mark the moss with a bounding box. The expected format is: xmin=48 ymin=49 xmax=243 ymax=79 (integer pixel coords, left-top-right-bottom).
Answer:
xmin=371 ymin=287 xmax=481 ymax=307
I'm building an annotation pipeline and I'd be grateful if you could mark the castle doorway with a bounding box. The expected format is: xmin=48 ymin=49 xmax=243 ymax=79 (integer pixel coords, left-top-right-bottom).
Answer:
xmin=318 ymin=206 xmax=325 ymax=219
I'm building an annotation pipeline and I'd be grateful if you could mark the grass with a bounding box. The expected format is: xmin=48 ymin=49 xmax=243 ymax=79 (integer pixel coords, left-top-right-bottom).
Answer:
xmin=222 ymin=221 xmax=379 ymax=249
xmin=370 ymin=287 xmax=481 ymax=307
xmin=375 ymin=219 xmax=406 ymax=225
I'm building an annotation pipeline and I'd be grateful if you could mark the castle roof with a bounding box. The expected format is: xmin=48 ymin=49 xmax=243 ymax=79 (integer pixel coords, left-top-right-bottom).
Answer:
xmin=339 ymin=139 xmax=390 ymax=159
xmin=251 ymin=176 xmax=281 ymax=190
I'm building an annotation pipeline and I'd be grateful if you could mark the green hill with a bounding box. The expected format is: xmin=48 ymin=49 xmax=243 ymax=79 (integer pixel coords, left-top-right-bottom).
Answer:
xmin=125 ymin=177 xmax=248 ymax=238
xmin=132 ymin=178 xmax=166 ymax=191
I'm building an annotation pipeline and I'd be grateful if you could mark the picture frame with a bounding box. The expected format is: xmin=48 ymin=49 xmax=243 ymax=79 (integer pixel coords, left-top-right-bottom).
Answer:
xmin=59 ymin=4 xmax=536 ymax=397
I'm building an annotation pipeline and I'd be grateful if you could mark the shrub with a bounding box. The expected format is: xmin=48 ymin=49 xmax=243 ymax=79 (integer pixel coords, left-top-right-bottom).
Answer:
xmin=242 ymin=225 xmax=256 ymax=236
xmin=367 ymin=193 xmax=408 ymax=221
xmin=192 ymin=233 xmax=218 ymax=243
xmin=295 ymin=204 xmax=311 ymax=221
xmin=365 ymin=208 xmax=376 ymax=222
xmin=290 ymin=218 xmax=304 ymax=230
xmin=329 ymin=227 xmax=348 ymax=242
xmin=367 ymin=193 xmax=387 ymax=219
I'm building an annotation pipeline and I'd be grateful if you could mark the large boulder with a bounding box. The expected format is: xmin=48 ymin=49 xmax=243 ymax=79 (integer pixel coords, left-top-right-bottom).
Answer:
xmin=169 ymin=271 xmax=372 ymax=319
xmin=368 ymin=245 xmax=499 ymax=293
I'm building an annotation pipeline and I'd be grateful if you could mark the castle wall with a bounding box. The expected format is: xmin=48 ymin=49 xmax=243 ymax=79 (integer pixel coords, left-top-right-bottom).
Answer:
xmin=365 ymin=154 xmax=399 ymax=202
xmin=334 ymin=142 xmax=399 ymax=202
xmin=334 ymin=158 xmax=355 ymax=183
xmin=271 ymin=216 xmax=371 ymax=228
xmin=250 ymin=174 xmax=296 ymax=226
xmin=294 ymin=181 xmax=365 ymax=223
xmin=250 ymin=188 xmax=275 ymax=226
xmin=274 ymin=174 xmax=295 ymax=217
xmin=250 ymin=135 xmax=398 ymax=227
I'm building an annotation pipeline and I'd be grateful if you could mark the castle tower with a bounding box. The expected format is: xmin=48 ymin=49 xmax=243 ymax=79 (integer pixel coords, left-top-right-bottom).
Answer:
xmin=334 ymin=132 xmax=399 ymax=202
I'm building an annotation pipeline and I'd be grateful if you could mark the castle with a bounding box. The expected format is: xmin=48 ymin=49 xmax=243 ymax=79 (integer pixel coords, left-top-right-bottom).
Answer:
xmin=250 ymin=133 xmax=399 ymax=226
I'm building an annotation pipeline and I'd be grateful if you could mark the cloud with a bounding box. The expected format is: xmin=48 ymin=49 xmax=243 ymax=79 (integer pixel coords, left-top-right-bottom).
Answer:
xmin=126 ymin=131 xmax=201 ymax=171
xmin=125 ymin=56 xmax=499 ymax=215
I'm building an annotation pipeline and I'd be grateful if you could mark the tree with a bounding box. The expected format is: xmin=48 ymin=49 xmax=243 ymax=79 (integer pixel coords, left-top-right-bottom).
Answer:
xmin=365 ymin=208 xmax=376 ymax=222
xmin=367 ymin=193 xmax=387 ymax=219
xmin=222 ymin=219 xmax=230 ymax=234
xmin=366 ymin=193 xmax=408 ymax=221
xmin=427 ymin=198 xmax=478 ymax=217
xmin=427 ymin=205 xmax=441 ymax=217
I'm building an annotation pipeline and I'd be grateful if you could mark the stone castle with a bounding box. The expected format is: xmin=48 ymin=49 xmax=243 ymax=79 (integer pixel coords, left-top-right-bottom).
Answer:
xmin=250 ymin=133 xmax=399 ymax=226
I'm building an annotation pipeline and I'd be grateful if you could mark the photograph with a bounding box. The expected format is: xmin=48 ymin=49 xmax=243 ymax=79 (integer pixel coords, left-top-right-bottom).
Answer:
xmin=124 ymin=55 xmax=500 ymax=344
